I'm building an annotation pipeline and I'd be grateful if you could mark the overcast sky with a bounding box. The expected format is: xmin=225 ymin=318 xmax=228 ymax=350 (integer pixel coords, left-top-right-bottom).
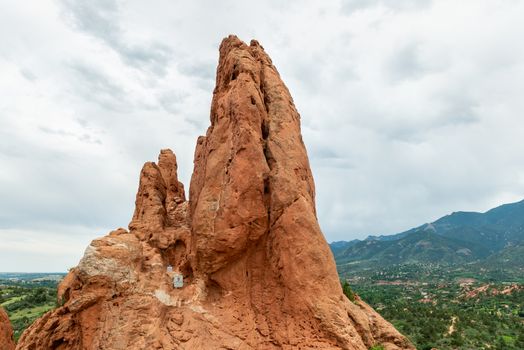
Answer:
xmin=1 ymin=0 xmax=524 ymax=272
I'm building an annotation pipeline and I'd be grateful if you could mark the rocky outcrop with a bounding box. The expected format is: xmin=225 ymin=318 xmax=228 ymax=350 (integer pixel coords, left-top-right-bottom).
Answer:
xmin=16 ymin=36 xmax=414 ymax=350
xmin=0 ymin=307 xmax=15 ymax=350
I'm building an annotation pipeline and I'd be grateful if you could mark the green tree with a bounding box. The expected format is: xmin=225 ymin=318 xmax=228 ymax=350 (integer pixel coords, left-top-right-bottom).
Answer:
xmin=341 ymin=280 xmax=355 ymax=302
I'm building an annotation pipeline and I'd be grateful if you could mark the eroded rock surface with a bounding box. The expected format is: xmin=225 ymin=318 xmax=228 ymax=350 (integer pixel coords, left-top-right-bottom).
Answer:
xmin=16 ymin=36 xmax=414 ymax=350
xmin=0 ymin=307 xmax=15 ymax=350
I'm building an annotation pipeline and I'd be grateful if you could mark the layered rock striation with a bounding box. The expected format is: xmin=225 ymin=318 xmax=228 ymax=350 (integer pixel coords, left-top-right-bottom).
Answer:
xmin=16 ymin=36 xmax=414 ymax=350
xmin=0 ymin=307 xmax=15 ymax=350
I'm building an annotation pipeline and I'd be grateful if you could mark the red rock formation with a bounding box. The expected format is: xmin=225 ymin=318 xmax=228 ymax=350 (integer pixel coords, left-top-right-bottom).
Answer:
xmin=16 ymin=36 xmax=414 ymax=350
xmin=0 ymin=307 xmax=15 ymax=350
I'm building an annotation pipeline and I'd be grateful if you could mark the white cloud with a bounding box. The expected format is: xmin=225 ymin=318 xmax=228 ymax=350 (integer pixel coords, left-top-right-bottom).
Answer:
xmin=0 ymin=225 xmax=105 ymax=272
xmin=1 ymin=0 xmax=524 ymax=271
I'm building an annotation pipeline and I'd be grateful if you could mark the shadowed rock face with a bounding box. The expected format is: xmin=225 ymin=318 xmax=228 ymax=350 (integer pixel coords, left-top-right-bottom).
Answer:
xmin=16 ymin=36 xmax=414 ymax=350
xmin=0 ymin=307 xmax=15 ymax=350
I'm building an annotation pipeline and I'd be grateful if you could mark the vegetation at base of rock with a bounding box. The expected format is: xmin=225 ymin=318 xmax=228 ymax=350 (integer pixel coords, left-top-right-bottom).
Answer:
xmin=369 ymin=345 xmax=385 ymax=350
xmin=0 ymin=274 xmax=61 ymax=341
xmin=341 ymin=280 xmax=356 ymax=302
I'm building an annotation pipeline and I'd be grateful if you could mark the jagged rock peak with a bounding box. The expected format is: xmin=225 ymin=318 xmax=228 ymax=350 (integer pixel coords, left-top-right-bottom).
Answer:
xmin=15 ymin=36 xmax=414 ymax=350
xmin=0 ymin=307 xmax=15 ymax=350
xmin=129 ymin=148 xmax=188 ymax=242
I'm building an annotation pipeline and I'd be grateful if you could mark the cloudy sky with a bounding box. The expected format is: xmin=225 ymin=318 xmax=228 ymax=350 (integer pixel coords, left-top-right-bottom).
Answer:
xmin=1 ymin=0 xmax=524 ymax=272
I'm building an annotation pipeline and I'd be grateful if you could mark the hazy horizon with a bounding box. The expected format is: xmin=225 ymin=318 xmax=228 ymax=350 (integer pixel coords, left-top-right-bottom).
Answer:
xmin=1 ymin=196 xmax=523 ymax=273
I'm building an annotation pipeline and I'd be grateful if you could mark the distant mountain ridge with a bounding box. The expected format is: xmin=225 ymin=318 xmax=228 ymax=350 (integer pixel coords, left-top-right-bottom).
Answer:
xmin=331 ymin=199 xmax=524 ymax=268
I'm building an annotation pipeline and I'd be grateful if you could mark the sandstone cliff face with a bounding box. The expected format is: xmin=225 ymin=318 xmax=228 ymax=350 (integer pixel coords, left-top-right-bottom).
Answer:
xmin=16 ymin=36 xmax=414 ymax=350
xmin=0 ymin=307 xmax=15 ymax=350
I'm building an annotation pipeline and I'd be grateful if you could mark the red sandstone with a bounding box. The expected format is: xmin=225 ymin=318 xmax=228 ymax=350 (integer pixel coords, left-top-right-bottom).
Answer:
xmin=16 ymin=36 xmax=413 ymax=350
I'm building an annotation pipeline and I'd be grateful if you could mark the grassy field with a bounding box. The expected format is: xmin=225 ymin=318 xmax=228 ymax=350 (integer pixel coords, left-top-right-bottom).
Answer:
xmin=0 ymin=275 xmax=62 ymax=340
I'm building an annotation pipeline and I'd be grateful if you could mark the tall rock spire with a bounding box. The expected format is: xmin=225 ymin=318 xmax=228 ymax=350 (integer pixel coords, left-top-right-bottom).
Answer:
xmin=16 ymin=36 xmax=413 ymax=350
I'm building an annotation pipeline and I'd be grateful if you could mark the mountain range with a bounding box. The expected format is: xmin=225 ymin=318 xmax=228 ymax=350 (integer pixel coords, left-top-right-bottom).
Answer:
xmin=331 ymin=199 xmax=524 ymax=269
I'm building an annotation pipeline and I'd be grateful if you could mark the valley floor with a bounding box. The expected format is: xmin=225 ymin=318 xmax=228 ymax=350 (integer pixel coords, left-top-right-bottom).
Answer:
xmin=341 ymin=264 xmax=524 ymax=350
xmin=0 ymin=274 xmax=62 ymax=341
